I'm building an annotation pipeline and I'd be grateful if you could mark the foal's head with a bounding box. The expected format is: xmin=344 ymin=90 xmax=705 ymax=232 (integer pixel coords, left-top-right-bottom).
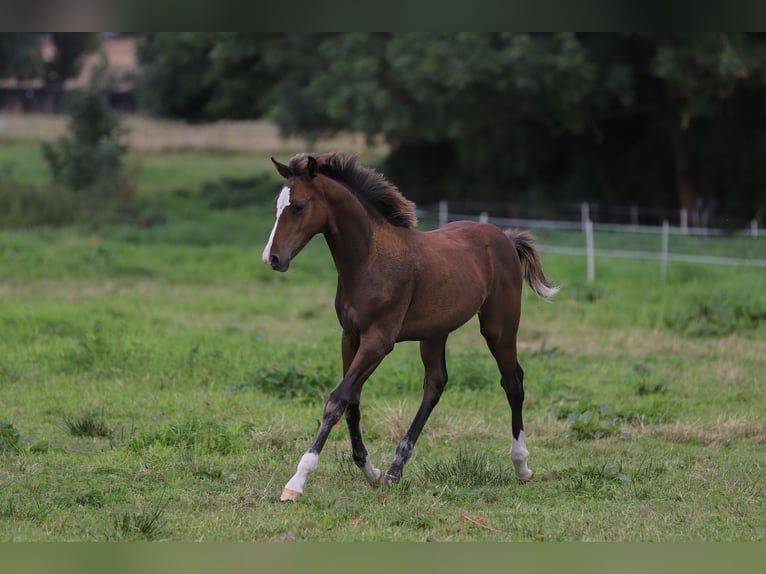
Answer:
xmin=263 ymin=153 xmax=417 ymax=272
xmin=262 ymin=155 xmax=329 ymax=272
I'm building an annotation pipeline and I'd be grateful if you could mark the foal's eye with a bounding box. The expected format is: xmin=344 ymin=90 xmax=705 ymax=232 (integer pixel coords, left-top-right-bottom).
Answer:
xmin=291 ymin=203 xmax=305 ymax=214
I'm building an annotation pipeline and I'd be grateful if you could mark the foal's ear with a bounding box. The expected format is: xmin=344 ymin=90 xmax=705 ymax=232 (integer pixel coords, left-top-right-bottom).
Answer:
xmin=306 ymin=156 xmax=318 ymax=179
xmin=271 ymin=157 xmax=291 ymax=179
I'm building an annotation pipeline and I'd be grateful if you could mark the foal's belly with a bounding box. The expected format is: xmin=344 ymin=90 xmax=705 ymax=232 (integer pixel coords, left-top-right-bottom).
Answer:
xmin=397 ymin=305 xmax=479 ymax=342
xmin=397 ymin=269 xmax=486 ymax=341
xmin=395 ymin=226 xmax=495 ymax=341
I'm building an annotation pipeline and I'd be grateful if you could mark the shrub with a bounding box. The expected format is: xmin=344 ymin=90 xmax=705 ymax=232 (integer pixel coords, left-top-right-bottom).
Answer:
xmin=2 ymin=68 xmax=139 ymax=227
xmin=41 ymin=64 xmax=136 ymax=204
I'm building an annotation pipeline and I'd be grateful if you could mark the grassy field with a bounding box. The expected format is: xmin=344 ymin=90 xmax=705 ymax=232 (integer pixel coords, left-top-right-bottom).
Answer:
xmin=1 ymin=120 xmax=765 ymax=541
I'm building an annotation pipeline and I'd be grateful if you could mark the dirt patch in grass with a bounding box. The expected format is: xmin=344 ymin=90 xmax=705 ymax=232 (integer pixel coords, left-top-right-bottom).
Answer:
xmin=654 ymin=416 xmax=765 ymax=445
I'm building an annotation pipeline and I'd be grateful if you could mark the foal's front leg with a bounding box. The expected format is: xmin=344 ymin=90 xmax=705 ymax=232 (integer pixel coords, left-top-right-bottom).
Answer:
xmin=341 ymin=331 xmax=382 ymax=486
xmin=280 ymin=332 xmax=391 ymax=501
xmin=345 ymin=398 xmax=382 ymax=486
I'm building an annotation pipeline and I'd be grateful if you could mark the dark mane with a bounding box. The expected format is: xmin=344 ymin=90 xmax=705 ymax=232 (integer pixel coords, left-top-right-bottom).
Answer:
xmin=286 ymin=153 xmax=417 ymax=228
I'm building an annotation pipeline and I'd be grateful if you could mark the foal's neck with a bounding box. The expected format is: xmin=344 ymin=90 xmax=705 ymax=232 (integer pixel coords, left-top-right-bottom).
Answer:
xmin=322 ymin=181 xmax=377 ymax=282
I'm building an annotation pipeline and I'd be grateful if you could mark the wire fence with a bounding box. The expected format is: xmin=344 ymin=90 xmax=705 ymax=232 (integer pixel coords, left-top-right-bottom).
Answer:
xmin=420 ymin=201 xmax=766 ymax=282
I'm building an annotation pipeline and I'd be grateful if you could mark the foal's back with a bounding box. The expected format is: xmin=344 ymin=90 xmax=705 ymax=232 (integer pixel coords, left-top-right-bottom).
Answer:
xmin=393 ymin=221 xmax=523 ymax=341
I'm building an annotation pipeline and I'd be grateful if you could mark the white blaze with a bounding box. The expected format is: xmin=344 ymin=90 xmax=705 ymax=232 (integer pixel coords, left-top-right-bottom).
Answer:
xmin=262 ymin=186 xmax=291 ymax=265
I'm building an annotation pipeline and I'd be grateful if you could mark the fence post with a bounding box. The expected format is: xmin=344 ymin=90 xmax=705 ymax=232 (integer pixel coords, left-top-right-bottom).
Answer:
xmin=439 ymin=200 xmax=448 ymax=228
xmin=661 ymin=220 xmax=670 ymax=281
xmin=630 ymin=203 xmax=638 ymax=227
xmin=585 ymin=217 xmax=595 ymax=283
xmin=479 ymin=211 xmax=489 ymax=224
xmin=751 ymin=219 xmax=759 ymax=238
xmin=581 ymin=202 xmax=590 ymax=233
xmin=680 ymin=208 xmax=688 ymax=234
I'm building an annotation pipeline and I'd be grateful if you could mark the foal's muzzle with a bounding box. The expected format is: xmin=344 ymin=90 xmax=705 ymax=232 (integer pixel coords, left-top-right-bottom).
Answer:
xmin=268 ymin=253 xmax=290 ymax=272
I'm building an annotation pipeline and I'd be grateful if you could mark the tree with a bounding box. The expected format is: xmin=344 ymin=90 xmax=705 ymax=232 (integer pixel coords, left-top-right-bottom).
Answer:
xmin=0 ymin=33 xmax=99 ymax=86
xmin=43 ymin=32 xmax=100 ymax=87
xmin=646 ymin=33 xmax=766 ymax=224
xmin=136 ymin=33 xmax=218 ymax=121
xmin=0 ymin=33 xmax=42 ymax=80
xmin=136 ymin=32 xmax=279 ymax=122
xmin=134 ymin=33 xmax=766 ymax=224
xmin=263 ymin=33 xmax=604 ymax=203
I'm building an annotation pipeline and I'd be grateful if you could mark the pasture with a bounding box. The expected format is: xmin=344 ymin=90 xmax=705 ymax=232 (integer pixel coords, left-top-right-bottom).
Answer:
xmin=1 ymin=125 xmax=765 ymax=541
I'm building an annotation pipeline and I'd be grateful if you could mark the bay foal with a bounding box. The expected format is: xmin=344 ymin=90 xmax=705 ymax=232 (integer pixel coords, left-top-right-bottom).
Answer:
xmin=262 ymin=153 xmax=558 ymax=500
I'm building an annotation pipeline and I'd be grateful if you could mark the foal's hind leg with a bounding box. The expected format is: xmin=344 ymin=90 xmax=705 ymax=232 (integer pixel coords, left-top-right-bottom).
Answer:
xmin=479 ymin=310 xmax=533 ymax=482
xmin=384 ymin=336 xmax=448 ymax=484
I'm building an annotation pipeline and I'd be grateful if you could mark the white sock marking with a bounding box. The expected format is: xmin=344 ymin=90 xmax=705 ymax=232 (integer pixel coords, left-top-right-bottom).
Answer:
xmin=511 ymin=430 xmax=533 ymax=481
xmin=262 ymin=186 xmax=291 ymax=265
xmin=362 ymin=457 xmax=381 ymax=485
xmin=283 ymin=451 xmax=319 ymax=495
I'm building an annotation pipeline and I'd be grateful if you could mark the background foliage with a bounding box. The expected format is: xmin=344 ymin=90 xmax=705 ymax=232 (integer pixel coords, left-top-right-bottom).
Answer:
xmin=3 ymin=33 xmax=766 ymax=224
xmin=132 ymin=32 xmax=766 ymax=224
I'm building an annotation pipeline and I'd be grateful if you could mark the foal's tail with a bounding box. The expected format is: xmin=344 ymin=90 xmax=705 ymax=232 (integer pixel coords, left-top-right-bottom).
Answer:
xmin=505 ymin=229 xmax=560 ymax=301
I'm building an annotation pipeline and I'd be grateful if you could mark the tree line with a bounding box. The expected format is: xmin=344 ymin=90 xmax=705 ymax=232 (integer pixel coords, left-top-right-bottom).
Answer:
xmin=3 ymin=33 xmax=766 ymax=225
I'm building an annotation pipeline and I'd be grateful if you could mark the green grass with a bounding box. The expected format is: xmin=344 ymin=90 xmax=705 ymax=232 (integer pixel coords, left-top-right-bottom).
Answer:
xmin=1 ymin=132 xmax=765 ymax=541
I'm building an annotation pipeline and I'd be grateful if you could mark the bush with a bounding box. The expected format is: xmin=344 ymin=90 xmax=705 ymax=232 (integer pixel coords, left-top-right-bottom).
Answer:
xmin=0 ymin=69 xmax=140 ymax=228
xmin=41 ymin=65 xmax=136 ymax=203
xmin=0 ymin=168 xmax=87 ymax=227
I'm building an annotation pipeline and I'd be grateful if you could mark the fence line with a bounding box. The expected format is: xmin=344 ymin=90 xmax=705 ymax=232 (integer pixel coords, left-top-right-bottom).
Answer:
xmin=537 ymin=245 xmax=766 ymax=268
xmin=444 ymin=212 xmax=761 ymax=237
xmin=427 ymin=201 xmax=766 ymax=282
xmin=439 ymin=200 xmax=762 ymax=236
xmin=432 ymin=200 xmax=763 ymax=238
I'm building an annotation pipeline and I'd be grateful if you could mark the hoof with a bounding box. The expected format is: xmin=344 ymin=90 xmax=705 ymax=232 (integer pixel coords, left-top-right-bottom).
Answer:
xmin=382 ymin=472 xmax=400 ymax=486
xmin=280 ymin=488 xmax=302 ymax=501
xmin=516 ymin=470 xmax=534 ymax=484
xmin=363 ymin=465 xmax=383 ymax=488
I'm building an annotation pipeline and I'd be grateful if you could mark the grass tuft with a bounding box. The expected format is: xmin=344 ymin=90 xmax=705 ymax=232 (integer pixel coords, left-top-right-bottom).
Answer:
xmin=420 ymin=449 xmax=515 ymax=488
xmin=0 ymin=422 xmax=22 ymax=453
xmin=74 ymin=488 xmax=107 ymax=507
xmin=0 ymin=422 xmax=49 ymax=453
xmin=128 ymin=416 xmax=243 ymax=455
xmin=111 ymin=496 xmax=170 ymax=541
xmin=63 ymin=410 xmax=113 ymax=439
